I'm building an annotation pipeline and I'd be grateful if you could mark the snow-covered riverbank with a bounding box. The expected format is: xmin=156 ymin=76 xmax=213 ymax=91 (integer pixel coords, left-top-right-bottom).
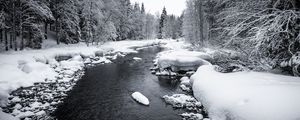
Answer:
xmin=0 ymin=39 xmax=173 ymax=119
xmin=191 ymin=65 xmax=300 ymax=120
xmin=155 ymin=44 xmax=300 ymax=120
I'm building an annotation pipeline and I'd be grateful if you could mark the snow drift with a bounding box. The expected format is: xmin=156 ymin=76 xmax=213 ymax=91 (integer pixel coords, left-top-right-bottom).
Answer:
xmin=191 ymin=65 xmax=300 ymax=120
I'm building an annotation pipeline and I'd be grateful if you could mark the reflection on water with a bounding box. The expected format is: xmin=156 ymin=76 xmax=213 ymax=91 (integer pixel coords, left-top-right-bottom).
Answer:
xmin=54 ymin=47 xmax=184 ymax=120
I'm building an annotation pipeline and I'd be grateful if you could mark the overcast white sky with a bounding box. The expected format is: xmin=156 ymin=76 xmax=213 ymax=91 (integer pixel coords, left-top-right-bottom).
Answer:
xmin=130 ymin=0 xmax=186 ymax=16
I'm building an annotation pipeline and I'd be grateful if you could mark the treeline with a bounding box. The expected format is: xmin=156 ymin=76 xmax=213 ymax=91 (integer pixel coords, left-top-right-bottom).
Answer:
xmin=183 ymin=0 xmax=300 ymax=75
xmin=158 ymin=7 xmax=183 ymax=39
xmin=0 ymin=0 xmax=161 ymax=51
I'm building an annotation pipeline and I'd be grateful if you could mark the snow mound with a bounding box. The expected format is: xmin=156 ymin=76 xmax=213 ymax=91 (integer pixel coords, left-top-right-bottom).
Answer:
xmin=131 ymin=92 xmax=150 ymax=106
xmin=191 ymin=65 xmax=300 ymax=120
xmin=157 ymin=50 xmax=211 ymax=72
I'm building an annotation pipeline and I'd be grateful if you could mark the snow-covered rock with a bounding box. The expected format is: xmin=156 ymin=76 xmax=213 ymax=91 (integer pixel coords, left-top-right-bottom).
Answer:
xmin=180 ymin=77 xmax=192 ymax=92
xmin=155 ymin=70 xmax=177 ymax=76
xmin=157 ymin=50 xmax=212 ymax=72
xmin=180 ymin=84 xmax=191 ymax=92
xmin=14 ymin=104 xmax=22 ymax=110
xmin=92 ymin=57 xmax=111 ymax=64
xmin=180 ymin=77 xmax=191 ymax=86
xmin=0 ymin=111 xmax=18 ymax=120
xmin=35 ymin=110 xmax=46 ymax=116
xmin=180 ymin=112 xmax=204 ymax=120
xmin=10 ymin=97 xmax=21 ymax=103
xmin=163 ymin=94 xmax=201 ymax=110
xmin=15 ymin=111 xmax=35 ymax=119
xmin=131 ymin=92 xmax=150 ymax=106
xmin=191 ymin=65 xmax=300 ymax=120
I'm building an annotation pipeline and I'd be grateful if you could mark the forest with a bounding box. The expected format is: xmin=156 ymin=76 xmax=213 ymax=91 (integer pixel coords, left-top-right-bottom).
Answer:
xmin=0 ymin=0 xmax=182 ymax=51
xmin=183 ymin=0 xmax=300 ymax=76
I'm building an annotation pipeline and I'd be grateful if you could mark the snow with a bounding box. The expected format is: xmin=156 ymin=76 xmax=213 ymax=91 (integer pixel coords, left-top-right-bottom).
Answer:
xmin=191 ymin=65 xmax=300 ymax=120
xmin=131 ymin=92 xmax=150 ymax=106
xmin=133 ymin=57 xmax=142 ymax=61
xmin=156 ymin=50 xmax=212 ymax=72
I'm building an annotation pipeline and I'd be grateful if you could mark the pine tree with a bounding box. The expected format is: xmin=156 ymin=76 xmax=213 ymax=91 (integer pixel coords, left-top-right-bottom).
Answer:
xmin=54 ymin=0 xmax=80 ymax=44
xmin=115 ymin=0 xmax=132 ymax=40
xmin=141 ymin=3 xmax=145 ymax=14
xmin=158 ymin=7 xmax=167 ymax=39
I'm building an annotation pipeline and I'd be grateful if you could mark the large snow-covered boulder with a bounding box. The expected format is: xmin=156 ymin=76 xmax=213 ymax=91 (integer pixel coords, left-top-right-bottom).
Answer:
xmin=157 ymin=50 xmax=212 ymax=72
xmin=131 ymin=92 xmax=150 ymax=106
xmin=191 ymin=65 xmax=300 ymax=120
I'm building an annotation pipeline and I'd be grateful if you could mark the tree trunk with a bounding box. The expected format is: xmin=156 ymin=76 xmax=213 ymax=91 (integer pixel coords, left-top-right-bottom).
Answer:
xmin=56 ymin=18 xmax=60 ymax=45
xmin=0 ymin=29 xmax=2 ymax=43
xmin=20 ymin=26 xmax=24 ymax=50
xmin=45 ymin=22 xmax=48 ymax=39
xmin=10 ymin=33 xmax=13 ymax=49
xmin=197 ymin=0 xmax=204 ymax=46
xmin=13 ymin=0 xmax=17 ymax=51
xmin=5 ymin=29 xmax=8 ymax=51
xmin=29 ymin=30 xmax=32 ymax=48
xmin=55 ymin=0 xmax=60 ymax=45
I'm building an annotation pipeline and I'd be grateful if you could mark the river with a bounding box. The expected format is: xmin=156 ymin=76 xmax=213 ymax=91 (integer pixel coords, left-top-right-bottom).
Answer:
xmin=54 ymin=46 xmax=185 ymax=120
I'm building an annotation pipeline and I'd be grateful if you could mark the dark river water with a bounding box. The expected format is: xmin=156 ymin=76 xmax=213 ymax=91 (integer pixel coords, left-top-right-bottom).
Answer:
xmin=54 ymin=46 xmax=184 ymax=120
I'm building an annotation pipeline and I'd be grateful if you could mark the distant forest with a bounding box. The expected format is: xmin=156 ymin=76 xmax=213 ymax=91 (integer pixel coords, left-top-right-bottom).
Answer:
xmin=0 ymin=0 xmax=182 ymax=51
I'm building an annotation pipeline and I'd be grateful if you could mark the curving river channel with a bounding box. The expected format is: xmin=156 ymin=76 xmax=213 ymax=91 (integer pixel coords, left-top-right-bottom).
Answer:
xmin=54 ymin=46 xmax=185 ymax=120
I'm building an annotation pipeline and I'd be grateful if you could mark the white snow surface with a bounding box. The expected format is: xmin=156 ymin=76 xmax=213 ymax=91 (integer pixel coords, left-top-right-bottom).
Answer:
xmin=131 ymin=92 xmax=150 ymax=105
xmin=191 ymin=65 xmax=300 ymax=120
xmin=0 ymin=39 xmax=165 ymax=107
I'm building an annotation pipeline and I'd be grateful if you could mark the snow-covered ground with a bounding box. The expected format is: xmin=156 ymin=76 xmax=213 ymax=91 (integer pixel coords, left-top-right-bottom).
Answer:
xmin=0 ymin=39 xmax=170 ymax=119
xmin=191 ymin=65 xmax=300 ymax=120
